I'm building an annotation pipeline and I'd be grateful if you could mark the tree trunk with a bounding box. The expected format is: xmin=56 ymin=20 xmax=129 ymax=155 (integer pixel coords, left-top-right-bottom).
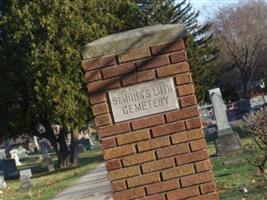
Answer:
xmin=37 ymin=121 xmax=80 ymax=168
xmin=56 ymin=128 xmax=71 ymax=168
xmin=240 ymin=70 xmax=249 ymax=98
xmin=70 ymin=128 xmax=79 ymax=166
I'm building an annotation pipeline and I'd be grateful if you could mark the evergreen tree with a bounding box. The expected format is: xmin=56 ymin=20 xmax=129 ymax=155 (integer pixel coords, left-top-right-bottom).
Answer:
xmin=136 ymin=0 xmax=219 ymax=102
xmin=0 ymin=0 xmax=143 ymax=167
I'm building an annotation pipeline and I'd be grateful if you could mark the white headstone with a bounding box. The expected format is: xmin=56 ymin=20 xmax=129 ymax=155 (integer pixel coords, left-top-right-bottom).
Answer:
xmin=47 ymin=164 xmax=55 ymax=172
xmin=19 ymin=169 xmax=32 ymax=178
xmin=19 ymin=169 xmax=33 ymax=189
xmin=209 ymin=88 xmax=231 ymax=132
xmin=0 ymin=150 xmax=6 ymax=160
xmin=10 ymin=150 xmax=22 ymax=166
xmin=33 ymin=136 xmax=40 ymax=151
xmin=209 ymin=88 xmax=242 ymax=155
xmin=17 ymin=147 xmax=28 ymax=160
xmin=0 ymin=175 xmax=6 ymax=190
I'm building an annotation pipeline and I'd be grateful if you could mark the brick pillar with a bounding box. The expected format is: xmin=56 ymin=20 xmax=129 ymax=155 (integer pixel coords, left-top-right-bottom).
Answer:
xmin=81 ymin=24 xmax=219 ymax=200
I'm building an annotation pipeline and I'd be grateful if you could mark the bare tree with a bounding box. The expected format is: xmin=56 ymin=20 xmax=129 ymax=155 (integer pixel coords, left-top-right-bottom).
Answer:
xmin=212 ymin=0 xmax=267 ymax=98
xmin=241 ymin=108 xmax=267 ymax=174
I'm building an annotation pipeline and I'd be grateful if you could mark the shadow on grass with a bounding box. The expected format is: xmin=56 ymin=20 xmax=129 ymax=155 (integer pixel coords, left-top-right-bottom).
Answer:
xmin=32 ymin=153 xmax=104 ymax=179
xmin=79 ymin=154 xmax=104 ymax=166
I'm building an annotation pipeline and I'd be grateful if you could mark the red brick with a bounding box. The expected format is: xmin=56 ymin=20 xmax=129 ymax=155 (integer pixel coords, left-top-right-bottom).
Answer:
xmin=177 ymin=84 xmax=195 ymax=96
xmin=102 ymin=63 xmax=135 ymax=79
xmin=131 ymin=114 xmax=165 ymax=130
xmin=82 ymin=55 xmax=116 ymax=71
xmin=152 ymin=121 xmax=185 ymax=137
xmin=150 ymin=40 xmax=185 ymax=55
xmin=101 ymin=137 xmax=116 ymax=150
xmin=87 ymin=78 xmax=121 ymax=93
xmin=103 ymin=144 xmax=135 ymax=160
xmin=113 ymin=187 xmax=145 ymax=200
xmin=98 ymin=122 xmax=130 ymax=138
xmin=142 ymin=158 xmax=175 ymax=173
xmin=162 ymin=164 xmax=195 ymax=180
xmin=139 ymin=194 xmax=165 ymax=200
xmin=118 ymin=47 xmax=150 ymax=63
xmin=84 ymin=70 xmax=101 ymax=82
xmin=175 ymin=150 xmax=209 ymax=165
xmin=180 ymin=95 xmax=197 ymax=107
xmin=112 ymin=180 xmax=127 ymax=191
xmin=167 ymin=185 xmax=200 ymax=200
xmin=169 ymin=51 xmax=187 ymax=63
xmin=171 ymin=129 xmax=204 ymax=144
xmin=186 ymin=117 xmax=202 ymax=130
xmin=136 ymin=55 xmax=169 ymax=71
xmin=181 ymin=171 xmax=214 ymax=187
xmin=195 ymin=160 xmax=212 ymax=173
xmin=188 ymin=192 xmax=219 ymax=200
xmin=108 ymin=166 xmax=140 ymax=181
xmin=175 ymin=73 xmax=192 ymax=85
xmin=156 ymin=143 xmax=189 ymax=159
xmin=122 ymin=70 xmax=156 ymax=85
xmin=200 ymin=182 xmax=216 ymax=194
xmin=92 ymin=103 xmax=109 ymax=116
xmin=137 ymin=136 xmax=170 ymax=152
xmin=190 ymin=139 xmax=207 ymax=151
xmin=117 ymin=129 xmax=150 ymax=145
xmin=157 ymin=62 xmax=189 ymax=77
xmin=165 ymin=106 xmax=199 ymax=122
xmin=106 ymin=159 xmax=121 ymax=171
xmin=122 ymin=151 xmax=155 ymax=167
xmin=127 ymin=172 xmax=160 ymax=188
xmin=95 ymin=114 xmax=112 ymax=127
xmin=146 ymin=179 xmax=179 ymax=195
xmin=89 ymin=93 xmax=106 ymax=105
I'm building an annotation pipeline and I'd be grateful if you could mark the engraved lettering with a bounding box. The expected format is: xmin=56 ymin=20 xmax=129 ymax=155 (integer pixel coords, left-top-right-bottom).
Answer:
xmin=109 ymin=78 xmax=179 ymax=122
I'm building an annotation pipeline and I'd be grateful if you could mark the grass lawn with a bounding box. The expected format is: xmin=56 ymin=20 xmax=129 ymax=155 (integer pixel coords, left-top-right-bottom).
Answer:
xmin=1 ymin=138 xmax=266 ymax=200
xmin=207 ymin=139 xmax=267 ymax=200
xmin=0 ymin=148 xmax=103 ymax=200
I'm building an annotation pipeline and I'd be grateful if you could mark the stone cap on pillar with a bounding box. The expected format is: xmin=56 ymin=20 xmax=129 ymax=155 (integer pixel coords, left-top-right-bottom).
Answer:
xmin=81 ymin=24 xmax=187 ymax=60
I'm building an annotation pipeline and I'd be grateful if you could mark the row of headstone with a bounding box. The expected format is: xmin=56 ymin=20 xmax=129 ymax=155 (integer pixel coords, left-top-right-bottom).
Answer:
xmin=0 ymin=167 xmax=33 ymax=190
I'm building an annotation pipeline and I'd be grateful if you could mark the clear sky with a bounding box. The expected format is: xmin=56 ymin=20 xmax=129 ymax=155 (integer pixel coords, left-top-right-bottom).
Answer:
xmin=189 ymin=0 xmax=240 ymax=23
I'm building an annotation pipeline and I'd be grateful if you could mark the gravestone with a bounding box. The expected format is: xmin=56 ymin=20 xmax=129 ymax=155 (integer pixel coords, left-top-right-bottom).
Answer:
xmin=0 ymin=171 xmax=7 ymax=190
xmin=0 ymin=150 xmax=6 ymax=160
xmin=17 ymin=147 xmax=28 ymax=160
xmin=78 ymin=144 xmax=86 ymax=153
xmin=0 ymin=159 xmax=18 ymax=179
xmin=47 ymin=164 xmax=55 ymax=172
xmin=33 ymin=136 xmax=40 ymax=152
xmin=209 ymin=88 xmax=241 ymax=155
xmin=81 ymin=24 xmax=219 ymax=200
xmin=19 ymin=169 xmax=33 ymax=189
xmin=10 ymin=149 xmax=22 ymax=166
xmin=40 ymin=138 xmax=52 ymax=167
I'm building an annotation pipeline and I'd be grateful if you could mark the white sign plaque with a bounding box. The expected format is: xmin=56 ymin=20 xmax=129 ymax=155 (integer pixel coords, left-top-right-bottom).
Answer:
xmin=109 ymin=77 xmax=179 ymax=122
xmin=19 ymin=169 xmax=32 ymax=178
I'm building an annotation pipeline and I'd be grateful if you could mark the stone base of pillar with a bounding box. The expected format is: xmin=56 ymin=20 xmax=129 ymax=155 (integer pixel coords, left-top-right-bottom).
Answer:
xmin=215 ymin=130 xmax=242 ymax=156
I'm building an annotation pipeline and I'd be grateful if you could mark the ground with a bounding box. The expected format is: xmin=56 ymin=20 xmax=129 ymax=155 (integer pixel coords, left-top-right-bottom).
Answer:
xmin=208 ymin=139 xmax=267 ymax=200
xmin=0 ymin=148 xmax=103 ymax=200
xmin=1 ymin=138 xmax=266 ymax=200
